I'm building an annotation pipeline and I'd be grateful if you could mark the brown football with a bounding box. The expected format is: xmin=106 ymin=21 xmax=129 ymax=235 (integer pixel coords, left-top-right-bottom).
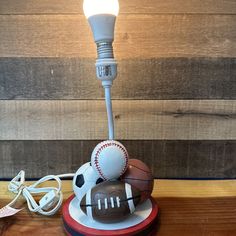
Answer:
xmin=121 ymin=159 xmax=154 ymax=202
xmin=80 ymin=180 xmax=141 ymax=223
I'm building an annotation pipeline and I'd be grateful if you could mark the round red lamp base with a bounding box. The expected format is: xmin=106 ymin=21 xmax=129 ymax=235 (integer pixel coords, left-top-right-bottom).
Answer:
xmin=62 ymin=195 xmax=159 ymax=236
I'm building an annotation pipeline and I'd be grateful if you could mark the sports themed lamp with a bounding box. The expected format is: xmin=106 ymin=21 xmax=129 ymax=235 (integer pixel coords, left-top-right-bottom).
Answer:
xmin=63 ymin=1 xmax=159 ymax=235
xmin=84 ymin=0 xmax=119 ymax=140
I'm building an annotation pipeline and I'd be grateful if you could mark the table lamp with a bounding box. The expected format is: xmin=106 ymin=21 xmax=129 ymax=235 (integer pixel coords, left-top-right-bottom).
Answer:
xmin=62 ymin=0 xmax=159 ymax=235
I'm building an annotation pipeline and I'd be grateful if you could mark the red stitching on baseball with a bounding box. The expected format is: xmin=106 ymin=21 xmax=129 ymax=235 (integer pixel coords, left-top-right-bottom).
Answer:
xmin=94 ymin=141 xmax=129 ymax=180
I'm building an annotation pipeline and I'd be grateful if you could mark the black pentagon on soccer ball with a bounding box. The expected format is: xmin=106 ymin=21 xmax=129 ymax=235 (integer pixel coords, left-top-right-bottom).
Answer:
xmin=96 ymin=178 xmax=103 ymax=185
xmin=75 ymin=174 xmax=85 ymax=188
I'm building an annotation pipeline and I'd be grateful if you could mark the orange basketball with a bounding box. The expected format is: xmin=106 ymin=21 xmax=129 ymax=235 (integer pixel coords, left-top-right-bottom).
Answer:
xmin=121 ymin=159 xmax=154 ymax=202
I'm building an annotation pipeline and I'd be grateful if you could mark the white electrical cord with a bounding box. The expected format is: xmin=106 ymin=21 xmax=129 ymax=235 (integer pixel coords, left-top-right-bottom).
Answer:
xmin=6 ymin=170 xmax=75 ymax=216
xmin=104 ymin=85 xmax=114 ymax=140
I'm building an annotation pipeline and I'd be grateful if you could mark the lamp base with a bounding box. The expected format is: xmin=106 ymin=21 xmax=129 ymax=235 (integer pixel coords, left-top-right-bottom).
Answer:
xmin=62 ymin=195 xmax=159 ymax=236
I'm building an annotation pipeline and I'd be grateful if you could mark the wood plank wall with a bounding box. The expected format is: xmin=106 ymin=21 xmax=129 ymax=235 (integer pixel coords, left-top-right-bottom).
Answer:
xmin=0 ymin=0 xmax=235 ymax=179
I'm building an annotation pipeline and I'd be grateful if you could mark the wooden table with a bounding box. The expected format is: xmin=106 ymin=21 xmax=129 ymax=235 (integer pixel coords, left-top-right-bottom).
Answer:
xmin=0 ymin=180 xmax=236 ymax=235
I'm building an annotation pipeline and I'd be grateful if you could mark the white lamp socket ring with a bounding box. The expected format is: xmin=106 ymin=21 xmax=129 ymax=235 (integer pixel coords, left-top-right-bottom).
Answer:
xmin=95 ymin=59 xmax=117 ymax=85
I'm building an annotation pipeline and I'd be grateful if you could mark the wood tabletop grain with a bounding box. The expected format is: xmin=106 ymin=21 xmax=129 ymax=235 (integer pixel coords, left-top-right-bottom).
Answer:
xmin=0 ymin=180 xmax=236 ymax=236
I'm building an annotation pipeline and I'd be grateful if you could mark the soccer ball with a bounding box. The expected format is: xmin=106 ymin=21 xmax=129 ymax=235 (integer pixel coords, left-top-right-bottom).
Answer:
xmin=73 ymin=162 xmax=104 ymax=203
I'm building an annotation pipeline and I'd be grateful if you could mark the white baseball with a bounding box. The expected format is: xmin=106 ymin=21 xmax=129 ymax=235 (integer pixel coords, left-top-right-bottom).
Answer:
xmin=91 ymin=140 xmax=129 ymax=180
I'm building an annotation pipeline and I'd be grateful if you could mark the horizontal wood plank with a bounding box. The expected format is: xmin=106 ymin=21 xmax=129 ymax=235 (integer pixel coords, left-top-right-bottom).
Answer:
xmin=1 ymin=0 xmax=236 ymax=14
xmin=1 ymin=57 xmax=236 ymax=99
xmin=0 ymin=180 xmax=236 ymax=236
xmin=0 ymin=15 xmax=236 ymax=58
xmin=0 ymin=100 xmax=235 ymax=140
xmin=0 ymin=140 xmax=235 ymax=179
xmin=1 ymin=179 xmax=235 ymax=199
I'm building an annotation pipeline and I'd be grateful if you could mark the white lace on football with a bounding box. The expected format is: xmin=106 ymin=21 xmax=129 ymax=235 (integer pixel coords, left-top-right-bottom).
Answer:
xmin=96 ymin=196 xmax=121 ymax=210
xmin=6 ymin=170 xmax=75 ymax=216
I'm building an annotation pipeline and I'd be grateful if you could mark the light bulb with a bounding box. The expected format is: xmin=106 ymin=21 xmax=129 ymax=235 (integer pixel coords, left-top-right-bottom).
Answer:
xmin=83 ymin=0 xmax=119 ymax=18
xmin=83 ymin=0 xmax=119 ymax=45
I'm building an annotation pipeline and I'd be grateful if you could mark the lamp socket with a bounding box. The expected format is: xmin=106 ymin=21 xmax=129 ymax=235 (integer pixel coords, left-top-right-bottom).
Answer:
xmin=96 ymin=58 xmax=117 ymax=85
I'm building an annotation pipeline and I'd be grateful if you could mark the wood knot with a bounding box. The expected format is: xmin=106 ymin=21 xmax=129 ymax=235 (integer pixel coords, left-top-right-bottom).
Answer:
xmin=115 ymin=114 xmax=121 ymax=120
xmin=123 ymin=33 xmax=129 ymax=40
